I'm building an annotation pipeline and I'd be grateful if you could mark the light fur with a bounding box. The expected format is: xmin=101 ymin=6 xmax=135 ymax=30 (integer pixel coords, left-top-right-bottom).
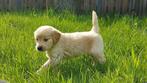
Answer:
xmin=34 ymin=11 xmax=106 ymax=73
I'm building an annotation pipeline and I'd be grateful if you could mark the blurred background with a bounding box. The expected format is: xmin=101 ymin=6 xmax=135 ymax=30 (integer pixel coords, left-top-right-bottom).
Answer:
xmin=0 ymin=0 xmax=147 ymax=16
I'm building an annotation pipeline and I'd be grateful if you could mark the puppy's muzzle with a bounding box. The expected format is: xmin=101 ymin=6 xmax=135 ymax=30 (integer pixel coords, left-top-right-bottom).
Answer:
xmin=37 ymin=46 xmax=43 ymax=51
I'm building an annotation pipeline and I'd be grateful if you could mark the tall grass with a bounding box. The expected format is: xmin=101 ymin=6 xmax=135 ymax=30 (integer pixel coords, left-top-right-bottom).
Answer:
xmin=0 ymin=10 xmax=147 ymax=83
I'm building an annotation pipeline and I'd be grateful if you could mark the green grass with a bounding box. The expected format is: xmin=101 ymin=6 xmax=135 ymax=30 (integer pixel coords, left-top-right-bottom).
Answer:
xmin=0 ymin=11 xmax=147 ymax=83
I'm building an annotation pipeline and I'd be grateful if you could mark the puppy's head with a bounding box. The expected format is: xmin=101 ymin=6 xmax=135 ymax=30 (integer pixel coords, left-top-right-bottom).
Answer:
xmin=34 ymin=26 xmax=61 ymax=51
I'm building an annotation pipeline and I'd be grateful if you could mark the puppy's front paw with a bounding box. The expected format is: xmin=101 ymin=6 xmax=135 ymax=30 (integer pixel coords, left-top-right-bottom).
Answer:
xmin=36 ymin=70 xmax=41 ymax=74
xmin=36 ymin=66 xmax=49 ymax=74
xmin=36 ymin=68 xmax=42 ymax=74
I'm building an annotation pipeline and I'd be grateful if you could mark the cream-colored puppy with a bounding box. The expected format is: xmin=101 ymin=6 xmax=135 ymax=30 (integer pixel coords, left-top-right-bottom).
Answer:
xmin=34 ymin=11 xmax=106 ymax=73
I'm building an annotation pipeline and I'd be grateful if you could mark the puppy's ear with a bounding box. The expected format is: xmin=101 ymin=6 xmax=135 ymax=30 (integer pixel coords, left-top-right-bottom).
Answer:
xmin=52 ymin=30 xmax=61 ymax=44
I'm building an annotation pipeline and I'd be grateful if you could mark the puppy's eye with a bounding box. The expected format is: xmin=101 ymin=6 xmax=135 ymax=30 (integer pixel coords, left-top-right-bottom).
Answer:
xmin=36 ymin=38 xmax=38 ymax=41
xmin=44 ymin=39 xmax=48 ymax=42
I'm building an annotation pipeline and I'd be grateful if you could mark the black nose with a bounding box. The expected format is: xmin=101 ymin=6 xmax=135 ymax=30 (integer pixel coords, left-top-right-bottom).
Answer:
xmin=37 ymin=46 xmax=43 ymax=51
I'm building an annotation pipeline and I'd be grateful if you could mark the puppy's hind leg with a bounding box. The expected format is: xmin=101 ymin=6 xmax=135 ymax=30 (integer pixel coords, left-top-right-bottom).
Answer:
xmin=90 ymin=38 xmax=106 ymax=64
xmin=91 ymin=48 xmax=106 ymax=64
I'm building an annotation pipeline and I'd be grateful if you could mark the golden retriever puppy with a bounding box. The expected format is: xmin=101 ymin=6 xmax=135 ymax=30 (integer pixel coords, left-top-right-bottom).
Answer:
xmin=34 ymin=11 xmax=106 ymax=73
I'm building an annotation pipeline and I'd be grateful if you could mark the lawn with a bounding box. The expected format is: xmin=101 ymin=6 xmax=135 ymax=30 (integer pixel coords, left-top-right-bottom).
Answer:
xmin=0 ymin=10 xmax=147 ymax=83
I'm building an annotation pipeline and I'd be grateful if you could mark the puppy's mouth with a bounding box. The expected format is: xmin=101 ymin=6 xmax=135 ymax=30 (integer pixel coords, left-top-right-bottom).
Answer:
xmin=37 ymin=49 xmax=45 ymax=52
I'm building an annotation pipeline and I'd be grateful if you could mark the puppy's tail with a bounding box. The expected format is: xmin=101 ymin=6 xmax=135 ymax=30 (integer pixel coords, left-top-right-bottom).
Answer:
xmin=91 ymin=10 xmax=99 ymax=33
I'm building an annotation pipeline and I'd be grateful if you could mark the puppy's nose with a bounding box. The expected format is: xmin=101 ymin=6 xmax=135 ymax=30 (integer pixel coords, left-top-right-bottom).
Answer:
xmin=37 ymin=46 xmax=43 ymax=51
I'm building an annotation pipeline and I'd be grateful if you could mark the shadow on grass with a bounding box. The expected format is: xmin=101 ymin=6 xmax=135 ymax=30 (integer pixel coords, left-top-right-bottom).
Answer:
xmin=27 ymin=55 xmax=117 ymax=82
xmin=47 ymin=55 xmax=116 ymax=81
